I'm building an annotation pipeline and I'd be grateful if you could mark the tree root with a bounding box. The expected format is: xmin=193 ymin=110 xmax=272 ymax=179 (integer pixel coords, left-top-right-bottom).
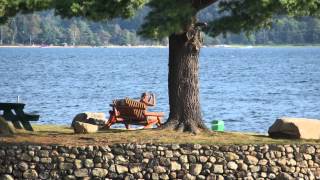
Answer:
xmin=160 ymin=118 xmax=209 ymax=134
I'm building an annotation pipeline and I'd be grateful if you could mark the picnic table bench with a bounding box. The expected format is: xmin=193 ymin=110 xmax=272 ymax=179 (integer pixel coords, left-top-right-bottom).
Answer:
xmin=0 ymin=103 xmax=39 ymax=131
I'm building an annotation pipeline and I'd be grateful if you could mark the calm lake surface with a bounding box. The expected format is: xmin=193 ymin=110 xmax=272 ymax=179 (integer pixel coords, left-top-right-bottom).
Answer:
xmin=0 ymin=47 xmax=319 ymax=133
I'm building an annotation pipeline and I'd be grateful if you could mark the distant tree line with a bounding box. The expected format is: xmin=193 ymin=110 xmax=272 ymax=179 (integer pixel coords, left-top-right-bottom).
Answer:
xmin=1 ymin=9 xmax=320 ymax=46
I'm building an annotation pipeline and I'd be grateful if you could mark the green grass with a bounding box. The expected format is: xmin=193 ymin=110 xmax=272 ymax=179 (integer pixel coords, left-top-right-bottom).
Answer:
xmin=1 ymin=124 xmax=319 ymax=146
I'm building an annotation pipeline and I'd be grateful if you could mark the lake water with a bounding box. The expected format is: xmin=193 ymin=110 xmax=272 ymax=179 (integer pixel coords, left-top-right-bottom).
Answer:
xmin=0 ymin=47 xmax=319 ymax=133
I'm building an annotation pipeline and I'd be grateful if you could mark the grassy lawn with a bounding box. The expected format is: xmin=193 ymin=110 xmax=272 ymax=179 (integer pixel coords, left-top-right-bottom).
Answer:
xmin=1 ymin=124 xmax=320 ymax=146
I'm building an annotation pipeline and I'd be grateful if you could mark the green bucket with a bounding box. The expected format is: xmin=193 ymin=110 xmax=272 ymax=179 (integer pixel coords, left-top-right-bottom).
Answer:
xmin=211 ymin=120 xmax=224 ymax=131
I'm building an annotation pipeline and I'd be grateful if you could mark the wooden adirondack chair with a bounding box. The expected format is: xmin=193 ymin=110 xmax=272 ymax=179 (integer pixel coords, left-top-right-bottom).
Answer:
xmin=105 ymin=97 xmax=164 ymax=129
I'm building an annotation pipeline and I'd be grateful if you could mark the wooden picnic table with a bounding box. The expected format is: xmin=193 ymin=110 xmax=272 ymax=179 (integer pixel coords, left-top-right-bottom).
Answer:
xmin=0 ymin=103 xmax=39 ymax=131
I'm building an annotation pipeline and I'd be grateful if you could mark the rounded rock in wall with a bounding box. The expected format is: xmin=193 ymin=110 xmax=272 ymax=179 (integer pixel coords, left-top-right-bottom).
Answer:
xmin=227 ymin=161 xmax=238 ymax=170
xmin=18 ymin=162 xmax=28 ymax=171
xmin=190 ymin=164 xmax=202 ymax=175
xmin=0 ymin=174 xmax=14 ymax=180
xmin=23 ymin=169 xmax=38 ymax=179
xmin=275 ymin=172 xmax=293 ymax=180
xmin=92 ymin=168 xmax=108 ymax=177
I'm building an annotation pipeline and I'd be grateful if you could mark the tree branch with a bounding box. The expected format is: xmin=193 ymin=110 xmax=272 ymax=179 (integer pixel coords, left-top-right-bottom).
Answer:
xmin=193 ymin=0 xmax=218 ymax=11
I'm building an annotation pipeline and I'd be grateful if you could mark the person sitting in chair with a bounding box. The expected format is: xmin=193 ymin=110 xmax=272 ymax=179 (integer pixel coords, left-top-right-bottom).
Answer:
xmin=140 ymin=92 xmax=156 ymax=107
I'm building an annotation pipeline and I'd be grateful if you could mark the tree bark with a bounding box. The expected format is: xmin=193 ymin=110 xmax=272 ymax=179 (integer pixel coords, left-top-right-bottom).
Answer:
xmin=162 ymin=31 xmax=208 ymax=134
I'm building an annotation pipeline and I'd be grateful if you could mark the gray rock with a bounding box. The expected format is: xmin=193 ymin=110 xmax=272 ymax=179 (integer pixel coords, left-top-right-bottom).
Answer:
xmin=73 ymin=121 xmax=99 ymax=134
xmin=115 ymin=155 xmax=128 ymax=164
xmin=159 ymin=157 xmax=171 ymax=166
xmin=169 ymin=172 xmax=177 ymax=179
xmin=151 ymin=173 xmax=159 ymax=180
xmin=204 ymin=150 xmax=213 ymax=156
xmin=39 ymin=171 xmax=50 ymax=179
xmin=285 ymin=146 xmax=294 ymax=153
xmin=160 ymin=174 xmax=169 ymax=180
xmin=154 ymin=166 xmax=166 ymax=173
xmin=74 ymin=160 xmax=82 ymax=169
xmin=84 ymin=159 xmax=94 ymax=168
xmin=197 ymin=175 xmax=206 ymax=180
xmin=269 ymin=173 xmax=276 ymax=179
xmin=129 ymin=164 xmax=141 ymax=173
xmin=277 ymin=158 xmax=287 ymax=166
xmin=225 ymin=152 xmax=239 ymax=161
xmin=170 ymin=161 xmax=181 ymax=171
xmin=301 ymin=145 xmax=316 ymax=154
xmin=193 ymin=144 xmax=202 ymax=149
xmin=203 ymin=162 xmax=212 ymax=169
xmin=188 ymin=155 xmax=197 ymax=163
xmin=184 ymin=173 xmax=196 ymax=180
xmin=227 ymin=161 xmax=238 ymax=170
xmin=199 ymin=156 xmax=208 ymax=163
xmin=18 ymin=162 xmax=29 ymax=171
xmin=64 ymin=175 xmax=76 ymax=180
xmin=103 ymin=153 xmax=114 ymax=160
xmin=173 ymin=151 xmax=181 ymax=158
xmin=0 ymin=174 xmax=14 ymax=180
xmin=20 ymin=153 xmax=32 ymax=162
xmin=297 ymin=160 xmax=308 ymax=168
xmin=303 ymin=153 xmax=312 ymax=160
xmin=109 ymin=164 xmax=116 ymax=173
xmin=190 ymin=164 xmax=202 ymax=175
xmin=0 ymin=117 xmax=15 ymax=136
xmin=213 ymin=164 xmax=224 ymax=174
xmin=39 ymin=150 xmax=49 ymax=157
xmin=250 ymin=165 xmax=260 ymax=173
xmin=116 ymin=165 xmax=128 ymax=174
xmin=276 ymin=172 xmax=293 ymax=180
xmin=74 ymin=169 xmax=88 ymax=177
xmin=40 ymin=158 xmax=52 ymax=163
xmin=143 ymin=152 xmax=154 ymax=159
xmin=165 ymin=150 xmax=173 ymax=158
xmin=209 ymin=156 xmax=216 ymax=163
xmin=0 ymin=149 xmax=5 ymax=156
xmin=245 ymin=155 xmax=259 ymax=165
xmin=92 ymin=168 xmax=108 ymax=177
xmin=258 ymin=159 xmax=268 ymax=166
xmin=180 ymin=155 xmax=188 ymax=163
xmin=71 ymin=112 xmax=106 ymax=127
xmin=287 ymin=159 xmax=297 ymax=166
xmin=158 ymin=146 xmax=165 ymax=151
xmin=182 ymin=163 xmax=189 ymax=170
xmin=181 ymin=149 xmax=192 ymax=155
xmin=268 ymin=117 xmax=320 ymax=139
xmin=59 ymin=163 xmax=74 ymax=170
xmin=23 ymin=169 xmax=38 ymax=179
xmin=238 ymin=162 xmax=248 ymax=171
xmin=171 ymin=144 xmax=180 ymax=150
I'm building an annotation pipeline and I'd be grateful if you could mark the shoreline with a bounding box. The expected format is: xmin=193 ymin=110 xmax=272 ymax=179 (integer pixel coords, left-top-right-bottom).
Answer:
xmin=0 ymin=45 xmax=168 ymax=48
xmin=1 ymin=44 xmax=320 ymax=48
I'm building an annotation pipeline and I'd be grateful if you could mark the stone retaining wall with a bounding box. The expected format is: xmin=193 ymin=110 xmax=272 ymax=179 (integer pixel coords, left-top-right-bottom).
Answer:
xmin=0 ymin=144 xmax=320 ymax=179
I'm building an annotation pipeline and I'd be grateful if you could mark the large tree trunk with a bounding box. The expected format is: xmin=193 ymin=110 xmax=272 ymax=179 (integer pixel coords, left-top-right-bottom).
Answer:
xmin=162 ymin=31 xmax=208 ymax=134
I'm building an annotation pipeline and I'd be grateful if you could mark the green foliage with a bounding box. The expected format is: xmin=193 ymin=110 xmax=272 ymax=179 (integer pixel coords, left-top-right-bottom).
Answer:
xmin=1 ymin=9 xmax=320 ymax=46
xmin=0 ymin=0 xmax=53 ymax=23
xmin=54 ymin=0 xmax=146 ymax=20
xmin=0 ymin=0 xmax=146 ymax=23
xmin=206 ymin=0 xmax=320 ymax=37
xmin=0 ymin=0 xmax=320 ymax=42
xmin=138 ymin=0 xmax=195 ymax=39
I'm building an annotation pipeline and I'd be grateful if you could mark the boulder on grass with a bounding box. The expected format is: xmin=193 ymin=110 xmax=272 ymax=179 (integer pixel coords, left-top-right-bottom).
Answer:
xmin=268 ymin=117 xmax=320 ymax=139
xmin=71 ymin=112 xmax=106 ymax=127
xmin=0 ymin=117 xmax=15 ymax=136
xmin=73 ymin=121 xmax=99 ymax=134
